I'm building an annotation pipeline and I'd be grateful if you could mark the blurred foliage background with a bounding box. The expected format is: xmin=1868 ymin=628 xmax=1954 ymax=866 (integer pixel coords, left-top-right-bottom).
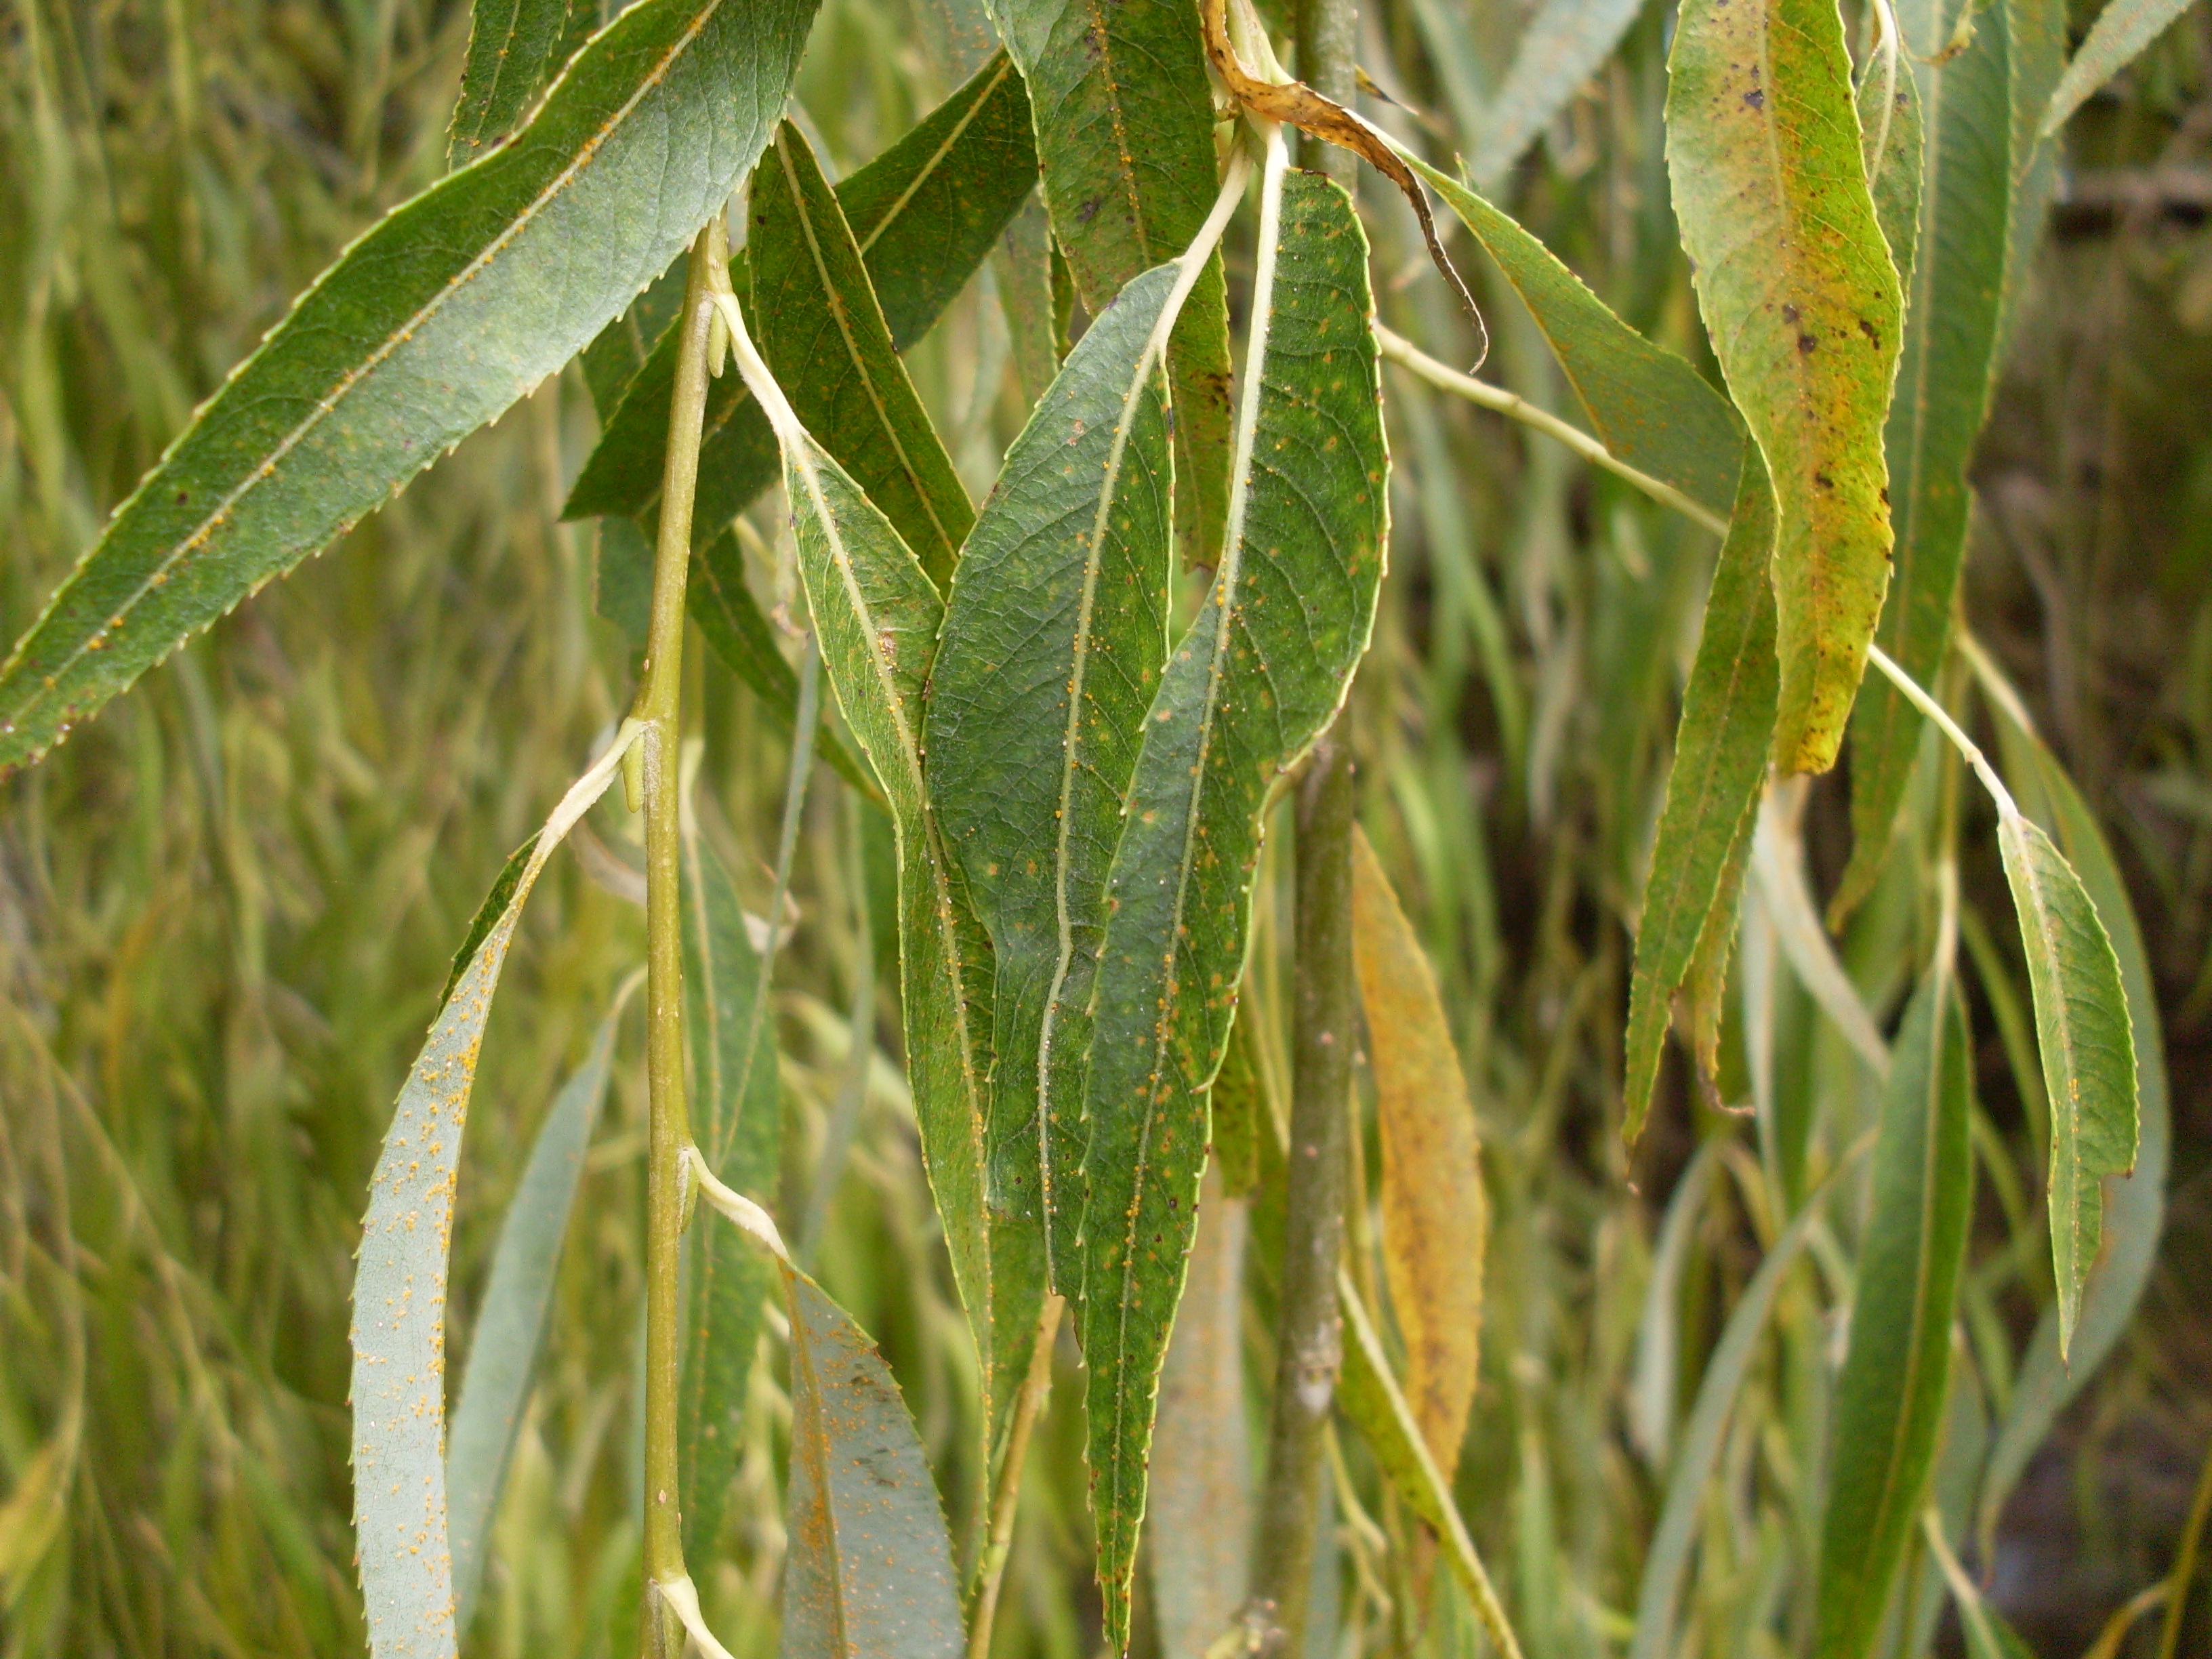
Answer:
xmin=1 ymin=0 xmax=2208 ymax=1653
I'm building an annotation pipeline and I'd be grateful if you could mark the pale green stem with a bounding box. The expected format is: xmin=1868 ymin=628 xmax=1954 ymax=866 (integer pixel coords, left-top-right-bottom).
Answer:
xmin=1373 ymin=325 xmax=1732 ymax=537
xmin=637 ymin=217 xmax=724 ymax=1652
xmin=1865 ymin=642 xmax=2020 ymax=818
xmin=966 ymin=1294 xmax=1067 ymax=1659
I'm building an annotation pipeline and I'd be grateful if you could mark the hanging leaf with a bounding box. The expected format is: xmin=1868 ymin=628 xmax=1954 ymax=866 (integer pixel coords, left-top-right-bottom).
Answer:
xmin=447 ymin=0 xmax=589 ymax=165
xmin=1859 ymin=30 xmax=1925 ymax=291
xmin=1623 ymin=451 xmax=1778 ymax=1141
xmin=676 ymin=817 xmax=783 ymax=1562
xmin=1147 ymin=1168 xmax=1252 ymax=1659
xmin=1467 ymin=0 xmax=1650 ymax=188
xmin=352 ymin=737 xmax=633 ymax=1659
xmin=1664 ymin=0 xmax=1904 ymax=773
xmin=2001 ymin=0 xmax=2068 ymax=363
xmin=1835 ymin=1 xmax=2013 ymax=921
xmin=446 ymin=989 xmax=629 ymax=1634
xmin=1406 ymin=157 xmax=1744 ymax=519
xmin=1811 ymin=972 xmax=1973 ymax=1659
xmin=1996 ymin=803 xmax=2138 ymax=1359
xmin=989 ymin=0 xmax=1235 ymax=563
xmin=750 ymin=123 xmax=976 ymax=589
xmin=562 ymin=50 xmax=1036 ymax=529
xmin=926 ymin=216 xmax=1231 ymax=1291
xmin=1076 ymin=142 xmax=1385 ymax=1649
xmin=1351 ymin=828 xmax=1486 ymax=1472
xmin=779 ymin=1265 xmax=966 ymax=1658
xmin=0 ymin=0 xmax=822 ymax=778
xmin=2041 ymin=0 xmax=2198 ymax=135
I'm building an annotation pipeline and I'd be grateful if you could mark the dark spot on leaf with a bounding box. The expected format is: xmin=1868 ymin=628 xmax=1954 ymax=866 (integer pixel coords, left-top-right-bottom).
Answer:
xmin=1815 ymin=472 xmax=1835 ymax=489
xmin=1858 ymin=318 xmax=1881 ymax=347
xmin=1781 ymin=303 xmax=1800 ymax=323
xmin=176 ymin=491 xmax=190 ymax=505
xmin=1743 ymin=87 xmax=1765 ymax=109
xmin=1797 ymin=333 xmax=1818 ymax=354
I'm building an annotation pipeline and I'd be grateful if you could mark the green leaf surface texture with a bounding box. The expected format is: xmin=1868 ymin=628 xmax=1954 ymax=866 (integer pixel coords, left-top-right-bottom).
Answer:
xmin=582 ymin=258 xmax=691 ymax=417
xmin=1664 ymin=0 xmax=1904 ymax=773
xmin=1468 ymin=0 xmax=1650 ymax=188
xmin=2001 ymin=0 xmax=2067 ymax=365
xmin=1997 ymin=805 xmax=2138 ymax=1358
xmin=1074 ymin=157 xmax=1385 ymax=1647
xmin=1811 ymin=973 xmax=1972 ymax=1659
xmin=445 ymin=996 xmax=623 ymax=1633
xmin=438 ymin=834 xmax=540 ymax=1012
xmin=925 ymin=260 xmax=1188 ymax=1292
xmin=1412 ymin=158 xmax=1744 ymax=518
xmin=448 ymin=0 xmax=581 ymax=165
xmin=778 ymin=1267 xmax=965 ymax=1659
xmin=350 ymin=744 xmax=628 ymax=1659
xmin=751 ymin=123 xmax=976 ymax=588
xmin=1977 ymin=728 xmax=2167 ymax=1547
xmin=1835 ymin=1 xmax=2011 ymax=920
xmin=0 ymin=0 xmax=820 ymax=777
xmin=562 ymin=51 xmax=1034 ymax=529
xmin=2041 ymin=0 xmax=2197 ymax=134
xmin=990 ymin=0 xmax=1234 ymax=563
xmin=676 ymin=819 xmax=783 ymax=1561
xmin=1623 ymin=451 xmax=1778 ymax=1139
xmin=775 ymin=423 xmax=1043 ymax=1443
xmin=1858 ymin=35 xmax=1925 ymax=291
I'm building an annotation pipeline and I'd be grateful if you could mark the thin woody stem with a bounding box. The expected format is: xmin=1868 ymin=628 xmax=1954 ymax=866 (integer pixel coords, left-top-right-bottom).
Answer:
xmin=966 ymin=1294 xmax=1066 ymax=1659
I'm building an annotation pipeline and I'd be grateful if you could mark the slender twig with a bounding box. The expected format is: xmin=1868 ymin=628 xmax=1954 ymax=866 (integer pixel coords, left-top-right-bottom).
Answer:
xmin=967 ymin=1294 xmax=1066 ymax=1659
xmin=2156 ymin=1429 xmax=2212 ymax=1659
xmin=636 ymin=217 xmax=724 ymax=1654
xmin=1248 ymin=733 xmax=1357 ymax=1654
xmin=1865 ymin=642 xmax=2020 ymax=817
xmin=1373 ymin=325 xmax=1732 ymax=537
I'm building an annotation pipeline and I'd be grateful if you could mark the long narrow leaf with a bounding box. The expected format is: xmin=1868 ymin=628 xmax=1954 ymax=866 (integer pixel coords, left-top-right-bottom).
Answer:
xmin=351 ymin=737 xmax=633 ymax=1659
xmin=1468 ymin=0 xmax=1650 ymax=188
xmin=2041 ymin=0 xmax=2198 ymax=135
xmin=1665 ymin=0 xmax=1904 ymax=773
xmin=446 ymin=987 xmax=630 ymax=1633
xmin=1076 ymin=140 xmax=1386 ymax=1647
xmin=447 ymin=0 xmax=586 ymax=164
xmin=0 ymin=0 xmax=820 ymax=777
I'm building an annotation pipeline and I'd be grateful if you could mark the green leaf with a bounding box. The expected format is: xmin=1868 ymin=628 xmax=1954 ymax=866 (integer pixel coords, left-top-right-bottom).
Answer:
xmin=1858 ymin=35 xmax=1925 ymax=291
xmin=0 ymin=0 xmax=821 ymax=778
xmin=2003 ymin=0 xmax=2068 ymax=358
xmin=2042 ymin=0 xmax=2197 ymax=134
xmin=1075 ymin=148 xmax=1385 ymax=1649
xmin=925 ymin=253 xmax=1206 ymax=1291
xmin=561 ymin=50 xmax=1034 ymax=530
xmin=1408 ymin=156 xmax=1744 ymax=518
xmin=447 ymin=0 xmax=586 ymax=166
xmin=745 ymin=363 xmax=1044 ymax=1452
xmin=1622 ymin=451 xmax=1777 ymax=1141
xmin=676 ymin=817 xmax=782 ymax=1563
xmin=1812 ymin=972 xmax=1973 ymax=1659
xmin=1835 ymin=2 xmax=2012 ymax=921
xmin=447 ymin=989 xmax=627 ymax=1634
xmin=351 ymin=739 xmax=632 ymax=1659
xmin=1208 ymin=1010 xmax=1266 ymax=1200
xmin=438 ymin=834 xmax=540 ymax=1014
xmin=1664 ymin=0 xmax=1905 ymax=773
xmin=750 ymin=123 xmax=975 ymax=589
xmin=778 ymin=1265 xmax=966 ymax=1658
xmin=1976 ymin=716 xmax=2167 ymax=1551
xmin=989 ymin=0 xmax=1234 ymax=564
xmin=1996 ymin=803 xmax=2138 ymax=1359
xmin=1467 ymin=0 xmax=1650 ymax=188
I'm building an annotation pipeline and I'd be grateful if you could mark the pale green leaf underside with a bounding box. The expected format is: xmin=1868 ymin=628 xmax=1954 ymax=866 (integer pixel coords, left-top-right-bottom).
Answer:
xmin=1076 ymin=157 xmax=1385 ymax=1648
xmin=1664 ymin=0 xmax=1904 ymax=773
xmin=1997 ymin=807 xmax=2139 ymax=1358
xmin=1469 ymin=0 xmax=1650 ymax=188
xmin=0 ymin=0 xmax=820 ymax=777
xmin=926 ymin=260 xmax=1185 ymax=1293
xmin=446 ymin=994 xmax=623 ymax=1634
xmin=2041 ymin=0 xmax=2198 ymax=135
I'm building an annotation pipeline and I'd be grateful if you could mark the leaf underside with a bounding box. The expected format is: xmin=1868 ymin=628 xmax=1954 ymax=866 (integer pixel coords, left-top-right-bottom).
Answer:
xmin=1468 ymin=0 xmax=1650 ymax=188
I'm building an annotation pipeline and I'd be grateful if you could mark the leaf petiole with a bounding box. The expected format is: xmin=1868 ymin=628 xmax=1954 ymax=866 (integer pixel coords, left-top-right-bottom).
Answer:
xmin=1864 ymin=642 xmax=2020 ymax=821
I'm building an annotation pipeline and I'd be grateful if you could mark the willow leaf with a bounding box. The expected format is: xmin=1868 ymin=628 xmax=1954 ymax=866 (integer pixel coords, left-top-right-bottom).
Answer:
xmin=2042 ymin=0 xmax=2197 ymax=135
xmin=1812 ymin=973 xmax=1972 ymax=1659
xmin=676 ymin=817 xmax=782 ymax=1562
xmin=1996 ymin=804 xmax=2138 ymax=1359
xmin=779 ymin=1265 xmax=965 ymax=1658
xmin=1835 ymin=2 xmax=2012 ymax=920
xmin=1408 ymin=156 xmax=1744 ymax=518
xmin=1665 ymin=0 xmax=1904 ymax=773
xmin=352 ymin=738 xmax=631 ymax=1659
xmin=447 ymin=992 xmax=626 ymax=1634
xmin=0 ymin=0 xmax=819 ymax=778
xmin=926 ymin=245 xmax=1215 ymax=1292
xmin=1352 ymin=828 xmax=1485 ymax=1473
xmin=1977 ymin=717 xmax=2167 ymax=1551
xmin=447 ymin=0 xmax=583 ymax=165
xmin=562 ymin=51 xmax=1033 ymax=529
xmin=1076 ymin=147 xmax=1385 ymax=1647
xmin=1623 ymin=452 xmax=1777 ymax=1141
xmin=1859 ymin=35 xmax=1925 ymax=290
xmin=989 ymin=0 xmax=1234 ymax=563
xmin=726 ymin=319 xmax=1043 ymax=1452
xmin=1468 ymin=0 xmax=1649 ymax=188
